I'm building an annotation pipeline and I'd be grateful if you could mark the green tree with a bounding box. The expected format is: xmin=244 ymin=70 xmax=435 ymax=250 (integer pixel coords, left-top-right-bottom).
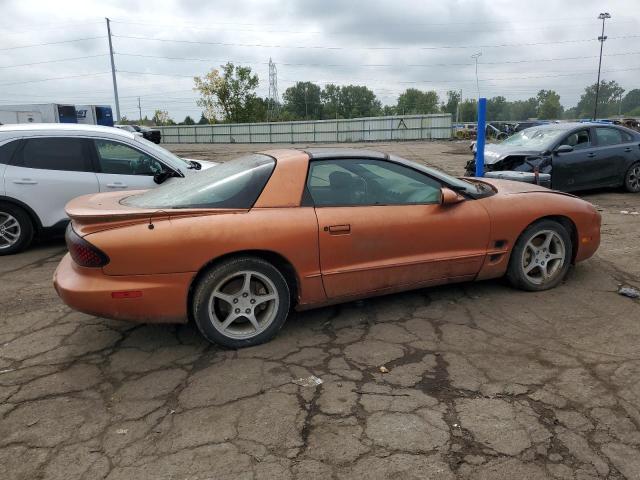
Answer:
xmin=152 ymin=109 xmax=171 ymax=126
xmin=320 ymin=84 xmax=341 ymax=119
xmin=442 ymin=90 xmax=461 ymax=118
xmin=182 ymin=115 xmax=195 ymax=125
xmin=337 ymin=85 xmax=382 ymax=118
xmin=510 ymin=98 xmax=539 ymax=121
xmin=575 ymin=80 xmax=625 ymax=118
xmin=194 ymin=62 xmax=260 ymax=123
xmin=486 ymin=96 xmax=509 ymax=120
xmin=621 ymin=89 xmax=640 ymax=115
xmin=458 ymin=99 xmax=477 ymax=122
xmin=197 ymin=113 xmax=209 ymax=125
xmin=396 ymin=89 xmax=439 ymax=115
xmin=382 ymin=105 xmax=397 ymax=116
xmin=536 ymin=90 xmax=563 ymax=119
xmin=283 ymin=81 xmax=322 ymax=119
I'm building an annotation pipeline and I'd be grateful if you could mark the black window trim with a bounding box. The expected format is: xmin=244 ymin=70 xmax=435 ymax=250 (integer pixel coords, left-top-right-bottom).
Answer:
xmin=303 ymin=156 xmax=447 ymax=208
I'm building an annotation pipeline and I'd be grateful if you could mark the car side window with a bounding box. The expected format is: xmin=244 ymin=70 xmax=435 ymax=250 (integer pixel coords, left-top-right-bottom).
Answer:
xmin=561 ymin=129 xmax=591 ymax=150
xmin=0 ymin=140 xmax=20 ymax=165
xmin=306 ymin=159 xmax=442 ymax=207
xmin=94 ymin=140 xmax=164 ymax=176
xmin=16 ymin=137 xmax=92 ymax=172
xmin=595 ymin=128 xmax=623 ymax=147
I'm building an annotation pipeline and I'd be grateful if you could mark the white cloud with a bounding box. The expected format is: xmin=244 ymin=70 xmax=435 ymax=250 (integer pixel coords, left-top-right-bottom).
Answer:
xmin=1 ymin=0 xmax=639 ymax=121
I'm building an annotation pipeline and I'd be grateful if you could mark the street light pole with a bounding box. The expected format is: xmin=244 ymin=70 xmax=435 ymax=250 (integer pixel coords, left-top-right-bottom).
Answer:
xmin=471 ymin=52 xmax=482 ymax=98
xmin=593 ymin=12 xmax=610 ymax=120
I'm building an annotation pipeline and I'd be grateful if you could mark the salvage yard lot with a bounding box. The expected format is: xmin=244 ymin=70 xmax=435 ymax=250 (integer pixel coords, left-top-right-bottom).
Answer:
xmin=2 ymin=141 xmax=640 ymax=479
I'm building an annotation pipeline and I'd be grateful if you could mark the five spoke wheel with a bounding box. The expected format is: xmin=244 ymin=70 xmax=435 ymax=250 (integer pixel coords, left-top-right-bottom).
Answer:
xmin=207 ymin=270 xmax=280 ymax=340
xmin=521 ymin=230 xmax=566 ymax=285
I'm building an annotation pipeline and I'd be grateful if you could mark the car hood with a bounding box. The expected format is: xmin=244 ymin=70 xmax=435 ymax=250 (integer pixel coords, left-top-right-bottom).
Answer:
xmin=476 ymin=178 xmax=577 ymax=197
xmin=472 ymin=142 xmax=543 ymax=165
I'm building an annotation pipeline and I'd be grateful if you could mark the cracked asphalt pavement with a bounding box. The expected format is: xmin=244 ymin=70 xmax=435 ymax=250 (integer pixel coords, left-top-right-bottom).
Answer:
xmin=2 ymin=141 xmax=640 ymax=479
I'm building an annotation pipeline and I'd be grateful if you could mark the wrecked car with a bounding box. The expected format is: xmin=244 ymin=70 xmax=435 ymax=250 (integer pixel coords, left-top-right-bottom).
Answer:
xmin=465 ymin=122 xmax=640 ymax=193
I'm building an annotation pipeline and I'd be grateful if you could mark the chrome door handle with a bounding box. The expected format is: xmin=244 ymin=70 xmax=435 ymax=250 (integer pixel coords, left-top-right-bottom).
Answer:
xmin=624 ymin=147 xmax=632 ymax=152
xmin=587 ymin=153 xmax=596 ymax=158
xmin=106 ymin=182 xmax=127 ymax=188
xmin=12 ymin=179 xmax=38 ymax=185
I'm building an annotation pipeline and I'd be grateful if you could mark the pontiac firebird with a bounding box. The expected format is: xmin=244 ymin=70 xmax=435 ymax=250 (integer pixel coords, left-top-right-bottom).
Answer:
xmin=53 ymin=148 xmax=601 ymax=348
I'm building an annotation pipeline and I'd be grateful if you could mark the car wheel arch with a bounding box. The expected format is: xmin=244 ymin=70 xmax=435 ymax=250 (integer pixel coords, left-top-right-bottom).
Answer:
xmin=0 ymin=196 xmax=42 ymax=232
xmin=186 ymin=249 xmax=300 ymax=322
xmin=513 ymin=215 xmax=578 ymax=264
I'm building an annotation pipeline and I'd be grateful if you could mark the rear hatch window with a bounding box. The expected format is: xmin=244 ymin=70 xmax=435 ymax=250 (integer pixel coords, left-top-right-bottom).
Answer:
xmin=122 ymin=153 xmax=275 ymax=209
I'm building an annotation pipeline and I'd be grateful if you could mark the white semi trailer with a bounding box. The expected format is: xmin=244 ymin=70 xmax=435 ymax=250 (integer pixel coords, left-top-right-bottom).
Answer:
xmin=0 ymin=104 xmax=78 ymax=125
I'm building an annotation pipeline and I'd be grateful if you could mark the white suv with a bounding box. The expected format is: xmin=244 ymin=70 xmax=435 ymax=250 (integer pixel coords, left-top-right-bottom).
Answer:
xmin=0 ymin=124 xmax=216 ymax=255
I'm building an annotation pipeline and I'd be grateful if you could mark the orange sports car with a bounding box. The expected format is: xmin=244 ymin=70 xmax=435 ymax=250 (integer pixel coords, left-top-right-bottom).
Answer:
xmin=54 ymin=148 xmax=601 ymax=348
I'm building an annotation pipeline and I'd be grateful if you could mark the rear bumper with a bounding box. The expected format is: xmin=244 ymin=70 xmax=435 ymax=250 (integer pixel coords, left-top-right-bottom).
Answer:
xmin=53 ymin=254 xmax=193 ymax=323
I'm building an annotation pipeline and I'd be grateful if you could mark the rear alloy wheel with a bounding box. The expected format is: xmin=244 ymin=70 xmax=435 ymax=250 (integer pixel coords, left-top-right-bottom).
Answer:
xmin=192 ymin=257 xmax=290 ymax=348
xmin=506 ymin=220 xmax=572 ymax=291
xmin=0 ymin=203 xmax=34 ymax=255
xmin=624 ymin=162 xmax=640 ymax=193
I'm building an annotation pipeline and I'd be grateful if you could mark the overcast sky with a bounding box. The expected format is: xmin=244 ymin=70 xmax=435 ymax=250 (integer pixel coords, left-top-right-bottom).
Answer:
xmin=1 ymin=0 xmax=639 ymax=121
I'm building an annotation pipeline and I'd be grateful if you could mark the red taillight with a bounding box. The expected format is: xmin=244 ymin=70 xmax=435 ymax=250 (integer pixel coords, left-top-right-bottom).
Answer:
xmin=65 ymin=225 xmax=109 ymax=268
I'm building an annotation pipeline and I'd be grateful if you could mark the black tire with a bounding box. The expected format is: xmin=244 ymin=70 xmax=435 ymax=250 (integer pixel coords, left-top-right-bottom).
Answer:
xmin=192 ymin=257 xmax=291 ymax=348
xmin=623 ymin=162 xmax=640 ymax=193
xmin=506 ymin=220 xmax=572 ymax=292
xmin=0 ymin=202 xmax=34 ymax=256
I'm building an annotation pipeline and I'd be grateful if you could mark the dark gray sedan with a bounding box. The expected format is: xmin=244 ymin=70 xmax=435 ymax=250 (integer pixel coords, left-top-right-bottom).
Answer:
xmin=466 ymin=122 xmax=640 ymax=193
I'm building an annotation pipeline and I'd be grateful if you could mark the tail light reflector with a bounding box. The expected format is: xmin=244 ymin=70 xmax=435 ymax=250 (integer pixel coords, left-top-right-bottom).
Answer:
xmin=65 ymin=225 xmax=109 ymax=268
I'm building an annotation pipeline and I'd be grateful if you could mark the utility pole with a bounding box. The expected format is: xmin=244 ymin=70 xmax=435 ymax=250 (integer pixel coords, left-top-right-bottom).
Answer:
xmin=455 ymin=89 xmax=462 ymax=124
xmin=105 ymin=18 xmax=121 ymax=122
xmin=304 ymin=85 xmax=308 ymax=120
xmin=471 ymin=52 xmax=482 ymax=98
xmin=593 ymin=12 xmax=610 ymax=120
xmin=137 ymin=97 xmax=142 ymax=123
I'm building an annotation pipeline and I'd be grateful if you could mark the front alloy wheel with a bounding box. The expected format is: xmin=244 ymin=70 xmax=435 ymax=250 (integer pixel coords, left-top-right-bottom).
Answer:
xmin=521 ymin=230 xmax=566 ymax=286
xmin=506 ymin=220 xmax=572 ymax=291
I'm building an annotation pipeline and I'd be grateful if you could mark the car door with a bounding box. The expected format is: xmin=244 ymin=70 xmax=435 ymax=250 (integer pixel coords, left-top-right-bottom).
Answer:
xmin=592 ymin=127 xmax=632 ymax=187
xmin=91 ymin=139 xmax=166 ymax=192
xmin=3 ymin=137 xmax=99 ymax=227
xmin=307 ymin=158 xmax=491 ymax=299
xmin=551 ymin=128 xmax=599 ymax=191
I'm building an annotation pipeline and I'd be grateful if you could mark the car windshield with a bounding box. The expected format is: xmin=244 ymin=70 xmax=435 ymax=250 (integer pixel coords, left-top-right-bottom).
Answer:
xmin=133 ymin=136 xmax=191 ymax=170
xmin=500 ymin=127 xmax=567 ymax=148
xmin=122 ymin=153 xmax=275 ymax=209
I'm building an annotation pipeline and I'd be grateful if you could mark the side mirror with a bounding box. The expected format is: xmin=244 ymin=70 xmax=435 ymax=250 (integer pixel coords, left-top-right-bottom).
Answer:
xmin=441 ymin=187 xmax=465 ymax=206
xmin=555 ymin=144 xmax=574 ymax=154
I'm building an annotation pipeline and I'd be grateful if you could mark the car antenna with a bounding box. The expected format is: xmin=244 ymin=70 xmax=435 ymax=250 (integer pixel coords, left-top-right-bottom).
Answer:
xmin=148 ymin=210 xmax=169 ymax=230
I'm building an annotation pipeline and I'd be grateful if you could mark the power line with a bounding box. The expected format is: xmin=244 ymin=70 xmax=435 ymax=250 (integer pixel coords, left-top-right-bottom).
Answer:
xmin=112 ymin=50 xmax=640 ymax=69
xmin=0 ymin=72 xmax=111 ymax=87
xmin=0 ymin=36 xmax=106 ymax=51
xmin=112 ymin=33 xmax=640 ymax=51
xmin=0 ymin=54 xmax=109 ymax=69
